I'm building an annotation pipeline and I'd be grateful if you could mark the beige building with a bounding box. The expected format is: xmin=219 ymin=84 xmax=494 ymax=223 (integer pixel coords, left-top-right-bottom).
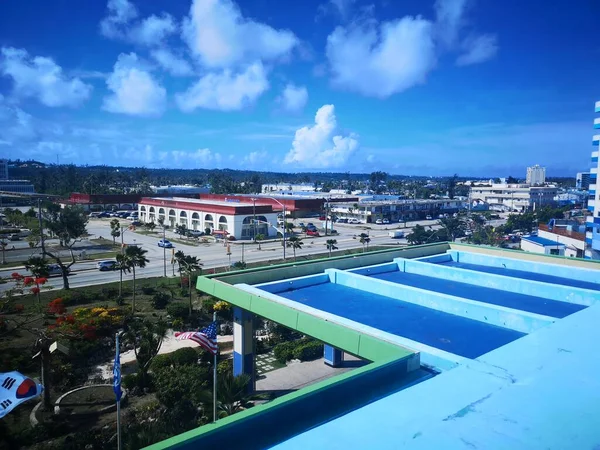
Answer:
xmin=470 ymin=183 xmax=557 ymax=212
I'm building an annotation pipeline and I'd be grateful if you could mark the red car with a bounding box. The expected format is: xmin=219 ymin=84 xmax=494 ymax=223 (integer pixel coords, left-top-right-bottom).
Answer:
xmin=319 ymin=216 xmax=326 ymax=220
xmin=306 ymin=229 xmax=320 ymax=237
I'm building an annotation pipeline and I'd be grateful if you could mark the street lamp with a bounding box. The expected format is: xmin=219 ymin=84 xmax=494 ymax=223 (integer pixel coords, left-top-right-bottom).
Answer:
xmin=263 ymin=196 xmax=287 ymax=260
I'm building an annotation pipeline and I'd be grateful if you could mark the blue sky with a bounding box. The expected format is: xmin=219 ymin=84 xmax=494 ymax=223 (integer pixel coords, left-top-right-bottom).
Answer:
xmin=0 ymin=0 xmax=598 ymax=177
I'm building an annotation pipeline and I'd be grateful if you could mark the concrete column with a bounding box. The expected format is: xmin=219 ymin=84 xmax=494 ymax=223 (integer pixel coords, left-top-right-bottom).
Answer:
xmin=233 ymin=306 xmax=255 ymax=390
xmin=323 ymin=344 xmax=343 ymax=367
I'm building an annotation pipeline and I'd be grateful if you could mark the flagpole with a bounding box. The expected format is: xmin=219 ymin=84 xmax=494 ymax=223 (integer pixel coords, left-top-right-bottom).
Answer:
xmin=115 ymin=332 xmax=122 ymax=450
xmin=213 ymin=311 xmax=217 ymax=423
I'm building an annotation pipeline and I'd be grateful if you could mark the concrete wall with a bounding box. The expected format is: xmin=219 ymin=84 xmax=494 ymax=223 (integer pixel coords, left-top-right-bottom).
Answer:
xmin=399 ymin=257 xmax=600 ymax=307
xmin=520 ymin=239 xmax=563 ymax=256
xmin=326 ymin=268 xmax=554 ymax=334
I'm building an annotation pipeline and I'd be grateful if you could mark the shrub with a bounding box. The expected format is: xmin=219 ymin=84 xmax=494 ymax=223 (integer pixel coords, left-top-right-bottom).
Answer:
xmin=153 ymin=365 xmax=209 ymax=408
xmin=141 ymin=286 xmax=155 ymax=295
xmin=101 ymin=287 xmax=119 ymax=298
xmin=172 ymin=318 xmax=183 ymax=330
xmin=151 ymin=292 xmax=170 ymax=310
xmin=167 ymin=303 xmax=188 ymax=319
xmin=292 ymin=341 xmax=323 ymax=362
xmin=122 ymin=373 xmax=140 ymax=390
xmin=273 ymin=341 xmax=296 ymax=364
xmin=170 ymin=347 xmax=198 ymax=366
xmin=150 ymin=354 xmax=173 ymax=372
xmin=217 ymin=358 xmax=233 ymax=376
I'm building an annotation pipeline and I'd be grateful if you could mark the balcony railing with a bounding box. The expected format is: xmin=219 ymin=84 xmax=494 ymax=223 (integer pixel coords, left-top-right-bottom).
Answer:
xmin=539 ymin=223 xmax=585 ymax=241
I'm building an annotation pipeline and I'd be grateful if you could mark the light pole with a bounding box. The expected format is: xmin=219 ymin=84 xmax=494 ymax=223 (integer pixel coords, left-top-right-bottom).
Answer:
xmin=263 ymin=196 xmax=287 ymax=260
xmin=252 ymin=198 xmax=257 ymax=242
xmin=163 ymin=225 xmax=167 ymax=277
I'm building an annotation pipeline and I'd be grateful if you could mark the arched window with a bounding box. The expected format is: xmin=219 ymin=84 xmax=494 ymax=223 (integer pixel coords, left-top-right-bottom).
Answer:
xmin=218 ymin=216 xmax=228 ymax=231
xmin=192 ymin=212 xmax=200 ymax=230
xmin=168 ymin=209 xmax=176 ymax=227
xmin=204 ymin=214 xmax=214 ymax=231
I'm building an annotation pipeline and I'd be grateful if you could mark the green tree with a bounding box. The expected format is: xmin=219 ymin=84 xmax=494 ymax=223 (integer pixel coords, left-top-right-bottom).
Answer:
xmin=504 ymin=212 xmax=536 ymax=233
xmin=123 ymin=245 xmax=149 ymax=313
xmin=325 ymin=239 xmax=338 ymax=257
xmin=255 ymin=233 xmax=265 ymax=250
xmin=202 ymin=372 xmax=266 ymax=419
xmin=467 ymin=225 xmax=505 ymax=247
xmin=115 ymin=253 xmax=131 ymax=298
xmin=124 ymin=318 xmax=168 ymax=388
xmin=143 ymin=222 xmax=156 ymax=232
xmin=42 ymin=204 xmax=88 ymax=290
xmin=175 ymin=223 xmax=188 ymax=237
xmin=24 ymin=256 xmax=50 ymax=307
xmin=447 ymin=174 xmax=458 ymax=199
xmin=437 ymin=216 xmax=465 ymax=242
xmin=177 ymin=253 xmax=203 ymax=316
xmin=407 ymin=225 xmax=431 ymax=245
xmin=110 ymin=219 xmax=121 ymax=245
xmin=358 ymin=233 xmax=371 ymax=252
xmin=286 ymin=236 xmax=303 ymax=261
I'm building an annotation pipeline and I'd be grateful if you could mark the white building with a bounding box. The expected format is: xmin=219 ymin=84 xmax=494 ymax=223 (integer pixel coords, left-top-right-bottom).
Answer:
xmin=151 ymin=185 xmax=210 ymax=195
xmin=526 ymin=165 xmax=546 ymax=185
xmin=585 ymin=100 xmax=600 ymax=259
xmin=262 ymin=183 xmax=316 ymax=193
xmin=521 ymin=235 xmax=565 ymax=256
xmin=0 ymin=160 xmax=8 ymax=180
xmin=470 ymin=183 xmax=557 ymax=212
xmin=138 ymin=197 xmax=279 ymax=240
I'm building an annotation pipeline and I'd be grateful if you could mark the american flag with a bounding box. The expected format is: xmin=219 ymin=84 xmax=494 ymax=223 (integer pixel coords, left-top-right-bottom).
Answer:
xmin=175 ymin=321 xmax=218 ymax=355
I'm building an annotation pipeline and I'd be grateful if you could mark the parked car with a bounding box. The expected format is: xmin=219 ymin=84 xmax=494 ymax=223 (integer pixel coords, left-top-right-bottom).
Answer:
xmin=97 ymin=260 xmax=117 ymax=271
xmin=298 ymin=222 xmax=306 ymax=228
xmin=306 ymin=225 xmax=317 ymax=232
xmin=158 ymin=239 xmax=173 ymax=248
xmin=97 ymin=212 xmax=110 ymax=218
xmin=425 ymin=215 xmax=433 ymax=220
xmin=375 ymin=219 xmax=383 ymax=225
xmin=130 ymin=221 xmax=142 ymax=227
xmin=9 ymin=234 xmax=20 ymax=241
xmin=306 ymin=229 xmax=320 ymax=237
xmin=48 ymin=264 xmax=70 ymax=277
xmin=319 ymin=216 xmax=326 ymax=221
xmin=186 ymin=230 xmax=204 ymax=237
xmin=382 ymin=218 xmax=390 ymax=224
xmin=89 ymin=212 xmax=101 ymax=218
xmin=348 ymin=218 xmax=360 ymax=224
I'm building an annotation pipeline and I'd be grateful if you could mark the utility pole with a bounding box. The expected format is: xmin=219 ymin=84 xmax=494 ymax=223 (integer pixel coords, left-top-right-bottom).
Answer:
xmin=38 ymin=198 xmax=45 ymax=255
xmin=163 ymin=225 xmax=167 ymax=277
xmin=252 ymin=198 xmax=257 ymax=242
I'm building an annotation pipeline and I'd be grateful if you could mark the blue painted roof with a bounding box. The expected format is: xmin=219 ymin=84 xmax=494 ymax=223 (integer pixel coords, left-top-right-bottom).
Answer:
xmin=522 ymin=235 xmax=566 ymax=246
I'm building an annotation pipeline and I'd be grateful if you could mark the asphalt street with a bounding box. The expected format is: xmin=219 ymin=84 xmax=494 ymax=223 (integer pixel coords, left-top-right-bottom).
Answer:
xmin=0 ymin=216 xmax=507 ymax=292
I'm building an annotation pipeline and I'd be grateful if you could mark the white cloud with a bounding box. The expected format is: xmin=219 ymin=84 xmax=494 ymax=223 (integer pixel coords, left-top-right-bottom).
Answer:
xmin=434 ymin=0 xmax=468 ymax=47
xmin=151 ymin=48 xmax=194 ymax=76
xmin=129 ymin=13 xmax=177 ymax=46
xmin=100 ymin=0 xmax=138 ymax=38
xmin=165 ymin=148 xmax=222 ymax=167
xmin=284 ymin=104 xmax=359 ymax=169
xmin=182 ymin=0 xmax=298 ymax=68
xmin=278 ymin=84 xmax=308 ymax=113
xmin=456 ymin=34 xmax=498 ymax=66
xmin=326 ymin=17 xmax=436 ymax=98
xmin=176 ymin=61 xmax=268 ymax=112
xmin=0 ymin=47 xmax=93 ymax=107
xmin=102 ymin=53 xmax=166 ymax=117
xmin=243 ymin=150 xmax=268 ymax=166
xmin=318 ymin=0 xmax=356 ymax=21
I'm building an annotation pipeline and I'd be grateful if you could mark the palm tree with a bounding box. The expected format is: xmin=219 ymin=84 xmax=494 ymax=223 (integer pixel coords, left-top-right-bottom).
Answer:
xmin=286 ymin=236 xmax=303 ymax=262
xmin=359 ymin=233 xmax=371 ymax=253
xmin=123 ymin=246 xmax=149 ymax=313
xmin=255 ymin=233 xmax=265 ymax=250
xmin=174 ymin=250 xmax=186 ymax=288
xmin=202 ymin=372 xmax=267 ymax=420
xmin=110 ymin=219 xmax=121 ymax=245
xmin=115 ymin=253 xmax=131 ymax=298
xmin=178 ymin=254 xmax=203 ymax=316
xmin=325 ymin=239 xmax=338 ymax=258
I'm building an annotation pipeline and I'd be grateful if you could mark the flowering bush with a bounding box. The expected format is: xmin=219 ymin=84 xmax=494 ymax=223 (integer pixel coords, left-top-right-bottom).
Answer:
xmin=213 ymin=301 xmax=231 ymax=312
xmin=48 ymin=298 xmax=66 ymax=315
xmin=52 ymin=306 xmax=125 ymax=340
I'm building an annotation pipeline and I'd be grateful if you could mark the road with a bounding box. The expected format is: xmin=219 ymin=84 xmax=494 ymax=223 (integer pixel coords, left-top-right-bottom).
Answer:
xmin=1 ymin=215 xmax=507 ymax=292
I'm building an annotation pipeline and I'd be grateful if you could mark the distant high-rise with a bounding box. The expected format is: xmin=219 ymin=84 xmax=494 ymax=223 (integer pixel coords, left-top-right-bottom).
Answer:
xmin=577 ymin=172 xmax=591 ymax=190
xmin=526 ymin=165 xmax=546 ymax=185
xmin=0 ymin=160 xmax=8 ymax=180
xmin=584 ymin=101 xmax=600 ymax=260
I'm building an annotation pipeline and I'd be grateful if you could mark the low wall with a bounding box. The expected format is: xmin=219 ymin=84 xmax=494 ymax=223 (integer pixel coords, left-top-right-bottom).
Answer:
xmin=402 ymin=257 xmax=600 ymax=307
xmin=145 ymin=354 xmax=427 ymax=450
xmin=326 ymin=269 xmax=554 ymax=334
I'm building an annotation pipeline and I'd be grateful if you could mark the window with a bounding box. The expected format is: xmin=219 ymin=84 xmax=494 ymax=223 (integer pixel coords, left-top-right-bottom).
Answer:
xmin=550 ymin=249 xmax=560 ymax=255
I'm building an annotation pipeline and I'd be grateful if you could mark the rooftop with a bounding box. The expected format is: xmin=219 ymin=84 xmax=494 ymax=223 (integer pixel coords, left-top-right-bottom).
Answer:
xmin=521 ymin=235 xmax=566 ymax=247
xmin=147 ymin=243 xmax=600 ymax=450
xmin=143 ymin=196 xmax=260 ymax=208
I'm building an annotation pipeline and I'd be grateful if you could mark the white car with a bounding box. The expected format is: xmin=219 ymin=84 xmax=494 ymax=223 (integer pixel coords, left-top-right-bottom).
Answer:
xmin=375 ymin=219 xmax=383 ymax=225
xmin=97 ymin=260 xmax=117 ymax=271
xmin=48 ymin=264 xmax=70 ymax=277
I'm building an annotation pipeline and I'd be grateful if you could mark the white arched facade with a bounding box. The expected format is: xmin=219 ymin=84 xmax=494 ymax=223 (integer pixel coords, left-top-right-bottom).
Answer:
xmin=138 ymin=199 xmax=278 ymax=240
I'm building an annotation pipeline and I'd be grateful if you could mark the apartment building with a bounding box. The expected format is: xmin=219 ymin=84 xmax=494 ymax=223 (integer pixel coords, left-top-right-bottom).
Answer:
xmin=526 ymin=165 xmax=546 ymax=185
xmin=470 ymin=183 xmax=557 ymax=212
xmin=585 ymin=100 xmax=600 ymax=259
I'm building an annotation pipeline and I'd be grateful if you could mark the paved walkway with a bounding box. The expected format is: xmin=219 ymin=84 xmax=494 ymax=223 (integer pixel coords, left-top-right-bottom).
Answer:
xmin=256 ymin=353 xmax=368 ymax=392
